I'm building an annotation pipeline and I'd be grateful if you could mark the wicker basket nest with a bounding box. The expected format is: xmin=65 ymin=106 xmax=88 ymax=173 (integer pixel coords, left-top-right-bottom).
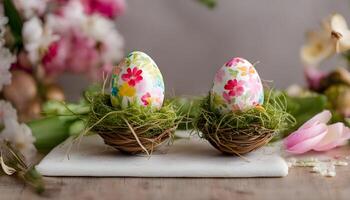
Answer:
xmin=197 ymin=122 xmax=275 ymax=155
xmin=195 ymin=91 xmax=293 ymax=156
xmin=95 ymin=126 xmax=177 ymax=155
xmin=87 ymin=94 xmax=179 ymax=155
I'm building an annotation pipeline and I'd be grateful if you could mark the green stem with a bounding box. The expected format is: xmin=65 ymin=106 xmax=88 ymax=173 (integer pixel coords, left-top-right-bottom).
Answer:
xmin=28 ymin=116 xmax=75 ymax=152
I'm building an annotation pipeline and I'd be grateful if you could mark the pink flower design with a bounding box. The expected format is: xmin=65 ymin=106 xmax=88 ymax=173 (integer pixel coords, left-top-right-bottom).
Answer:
xmin=222 ymin=91 xmax=231 ymax=103
xmin=121 ymin=67 xmax=143 ymax=86
xmin=225 ymin=57 xmax=244 ymax=67
xmin=247 ymin=76 xmax=261 ymax=95
xmin=81 ymin=0 xmax=126 ymax=19
xmin=215 ymin=69 xmax=225 ymax=83
xmin=141 ymin=92 xmax=151 ymax=106
xmin=224 ymin=79 xmax=245 ymax=97
xmin=284 ymin=110 xmax=350 ymax=154
xmin=247 ymin=76 xmax=262 ymax=102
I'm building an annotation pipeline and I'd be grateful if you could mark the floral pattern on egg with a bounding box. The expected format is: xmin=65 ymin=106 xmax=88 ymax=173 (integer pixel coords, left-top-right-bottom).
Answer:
xmin=110 ymin=51 xmax=165 ymax=109
xmin=211 ymin=57 xmax=264 ymax=113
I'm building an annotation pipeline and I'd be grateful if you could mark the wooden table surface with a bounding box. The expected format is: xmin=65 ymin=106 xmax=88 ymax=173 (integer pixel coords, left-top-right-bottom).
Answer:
xmin=1 ymin=147 xmax=349 ymax=200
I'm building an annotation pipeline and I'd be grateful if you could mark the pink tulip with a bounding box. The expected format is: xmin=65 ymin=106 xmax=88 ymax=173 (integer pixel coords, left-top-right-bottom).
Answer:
xmin=81 ymin=0 xmax=126 ymax=18
xmin=284 ymin=110 xmax=350 ymax=154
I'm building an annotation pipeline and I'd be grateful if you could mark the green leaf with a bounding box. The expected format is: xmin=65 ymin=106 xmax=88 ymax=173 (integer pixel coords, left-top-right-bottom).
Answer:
xmin=23 ymin=167 xmax=45 ymax=194
xmin=198 ymin=0 xmax=217 ymax=9
xmin=228 ymin=69 xmax=238 ymax=77
xmin=3 ymin=0 xmax=23 ymax=47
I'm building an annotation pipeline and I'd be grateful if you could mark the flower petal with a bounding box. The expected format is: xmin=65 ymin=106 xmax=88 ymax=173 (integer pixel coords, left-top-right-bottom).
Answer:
xmin=313 ymin=123 xmax=343 ymax=151
xmin=314 ymin=123 xmax=350 ymax=151
xmin=300 ymin=31 xmax=335 ymax=66
xmin=331 ymin=14 xmax=348 ymax=33
xmin=284 ymin=123 xmax=328 ymax=149
xmin=299 ymin=110 xmax=331 ymax=130
xmin=342 ymin=127 xmax=350 ymax=140
xmin=285 ymin=129 xmax=327 ymax=154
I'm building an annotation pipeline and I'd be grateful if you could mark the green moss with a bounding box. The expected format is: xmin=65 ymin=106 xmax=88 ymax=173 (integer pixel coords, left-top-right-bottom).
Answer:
xmin=85 ymin=94 xmax=181 ymax=138
xmin=195 ymin=90 xmax=295 ymax=138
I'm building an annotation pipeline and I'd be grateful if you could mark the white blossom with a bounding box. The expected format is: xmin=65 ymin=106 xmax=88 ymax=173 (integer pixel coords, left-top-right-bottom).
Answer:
xmin=330 ymin=14 xmax=350 ymax=53
xmin=83 ymin=14 xmax=124 ymax=63
xmin=12 ymin=0 xmax=48 ymax=19
xmin=0 ymin=100 xmax=18 ymax=124
xmin=0 ymin=16 xmax=15 ymax=91
xmin=0 ymin=120 xmax=36 ymax=162
xmin=0 ymin=101 xmax=36 ymax=162
xmin=22 ymin=17 xmax=58 ymax=64
xmin=301 ymin=13 xmax=350 ymax=66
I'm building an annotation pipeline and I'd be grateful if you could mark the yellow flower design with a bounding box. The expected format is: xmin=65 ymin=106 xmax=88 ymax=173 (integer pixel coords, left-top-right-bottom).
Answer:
xmin=238 ymin=66 xmax=255 ymax=76
xmin=119 ymin=83 xmax=136 ymax=97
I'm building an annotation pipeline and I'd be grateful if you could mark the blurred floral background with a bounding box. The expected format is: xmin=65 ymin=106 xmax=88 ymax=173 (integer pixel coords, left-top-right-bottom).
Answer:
xmin=108 ymin=0 xmax=350 ymax=96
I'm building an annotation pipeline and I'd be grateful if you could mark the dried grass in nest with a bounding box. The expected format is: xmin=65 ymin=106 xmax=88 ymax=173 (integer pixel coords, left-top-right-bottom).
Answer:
xmin=85 ymin=93 xmax=180 ymax=155
xmin=195 ymin=90 xmax=295 ymax=156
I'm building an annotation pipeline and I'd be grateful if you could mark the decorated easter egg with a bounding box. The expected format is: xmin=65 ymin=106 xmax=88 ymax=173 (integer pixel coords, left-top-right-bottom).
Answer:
xmin=211 ymin=57 xmax=264 ymax=113
xmin=110 ymin=51 xmax=165 ymax=109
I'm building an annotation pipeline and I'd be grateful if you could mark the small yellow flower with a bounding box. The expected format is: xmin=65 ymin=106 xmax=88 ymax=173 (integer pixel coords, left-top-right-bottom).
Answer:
xmin=119 ymin=83 xmax=136 ymax=97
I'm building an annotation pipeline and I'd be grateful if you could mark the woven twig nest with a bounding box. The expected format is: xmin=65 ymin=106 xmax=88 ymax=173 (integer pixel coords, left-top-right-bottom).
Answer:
xmin=196 ymin=92 xmax=293 ymax=156
xmin=198 ymin=123 xmax=275 ymax=155
xmin=87 ymin=94 xmax=179 ymax=155
xmin=95 ymin=124 xmax=177 ymax=155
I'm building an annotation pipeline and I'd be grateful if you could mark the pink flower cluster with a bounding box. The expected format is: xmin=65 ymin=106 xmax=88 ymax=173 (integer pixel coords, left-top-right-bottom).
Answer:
xmin=13 ymin=0 xmax=125 ymax=81
xmin=284 ymin=110 xmax=350 ymax=154
xmin=223 ymin=79 xmax=245 ymax=103
xmin=81 ymin=0 xmax=125 ymax=18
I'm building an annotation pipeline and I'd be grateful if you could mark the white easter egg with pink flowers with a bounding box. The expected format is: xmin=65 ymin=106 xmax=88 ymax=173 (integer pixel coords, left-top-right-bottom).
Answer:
xmin=110 ymin=51 xmax=165 ymax=109
xmin=210 ymin=57 xmax=264 ymax=113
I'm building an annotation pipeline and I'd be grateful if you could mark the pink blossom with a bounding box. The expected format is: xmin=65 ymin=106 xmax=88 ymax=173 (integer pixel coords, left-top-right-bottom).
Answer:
xmin=284 ymin=110 xmax=350 ymax=154
xmin=304 ymin=66 xmax=327 ymax=91
xmin=42 ymin=31 xmax=99 ymax=77
xmin=81 ymin=0 xmax=126 ymax=18
xmin=41 ymin=39 xmax=65 ymax=76
xmin=40 ymin=0 xmax=124 ymax=80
